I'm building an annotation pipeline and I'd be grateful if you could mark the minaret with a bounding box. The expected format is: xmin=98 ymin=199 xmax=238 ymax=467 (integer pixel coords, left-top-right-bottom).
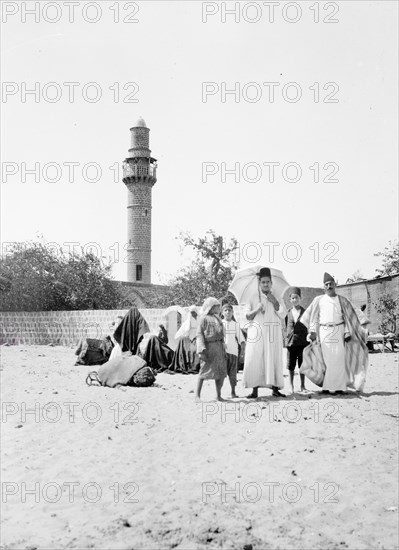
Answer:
xmin=122 ymin=117 xmax=157 ymax=284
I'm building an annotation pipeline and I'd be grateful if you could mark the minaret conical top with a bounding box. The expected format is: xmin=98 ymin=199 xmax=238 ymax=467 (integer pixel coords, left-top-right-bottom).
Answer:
xmin=131 ymin=116 xmax=147 ymax=128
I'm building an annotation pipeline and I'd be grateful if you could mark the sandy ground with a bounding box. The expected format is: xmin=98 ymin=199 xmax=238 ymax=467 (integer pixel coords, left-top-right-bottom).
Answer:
xmin=1 ymin=345 xmax=398 ymax=550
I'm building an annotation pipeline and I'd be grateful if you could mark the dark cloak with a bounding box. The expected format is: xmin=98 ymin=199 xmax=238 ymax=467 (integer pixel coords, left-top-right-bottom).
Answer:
xmin=75 ymin=336 xmax=114 ymax=366
xmin=141 ymin=335 xmax=174 ymax=372
xmin=169 ymin=338 xmax=200 ymax=374
xmin=113 ymin=307 xmax=150 ymax=355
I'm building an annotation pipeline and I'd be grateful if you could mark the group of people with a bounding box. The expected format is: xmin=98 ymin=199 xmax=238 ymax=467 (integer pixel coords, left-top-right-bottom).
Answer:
xmin=78 ymin=266 xmax=369 ymax=400
xmin=194 ymin=268 xmax=369 ymax=402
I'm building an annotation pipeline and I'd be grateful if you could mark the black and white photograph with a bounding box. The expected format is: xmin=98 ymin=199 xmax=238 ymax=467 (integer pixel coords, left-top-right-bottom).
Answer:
xmin=1 ymin=1 xmax=398 ymax=549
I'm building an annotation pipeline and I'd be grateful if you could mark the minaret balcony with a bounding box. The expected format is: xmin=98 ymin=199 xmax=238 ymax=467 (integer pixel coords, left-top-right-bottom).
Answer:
xmin=122 ymin=162 xmax=157 ymax=183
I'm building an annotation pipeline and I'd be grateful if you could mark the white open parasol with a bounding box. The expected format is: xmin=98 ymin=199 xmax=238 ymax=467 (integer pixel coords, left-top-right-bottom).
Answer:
xmin=228 ymin=265 xmax=290 ymax=305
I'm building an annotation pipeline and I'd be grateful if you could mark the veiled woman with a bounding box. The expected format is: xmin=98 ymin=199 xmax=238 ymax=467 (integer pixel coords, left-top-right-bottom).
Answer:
xmin=170 ymin=305 xmax=200 ymax=373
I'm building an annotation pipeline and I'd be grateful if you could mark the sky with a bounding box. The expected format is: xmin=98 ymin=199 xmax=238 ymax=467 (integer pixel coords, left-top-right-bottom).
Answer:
xmin=1 ymin=0 xmax=398 ymax=288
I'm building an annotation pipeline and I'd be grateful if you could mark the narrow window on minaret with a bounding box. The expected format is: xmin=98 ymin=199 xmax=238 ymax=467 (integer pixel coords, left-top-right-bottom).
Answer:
xmin=136 ymin=265 xmax=143 ymax=281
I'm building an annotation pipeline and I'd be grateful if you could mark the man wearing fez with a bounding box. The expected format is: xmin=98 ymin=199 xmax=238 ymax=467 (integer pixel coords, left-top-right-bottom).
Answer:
xmin=301 ymin=273 xmax=368 ymax=393
xmin=243 ymin=267 xmax=287 ymax=398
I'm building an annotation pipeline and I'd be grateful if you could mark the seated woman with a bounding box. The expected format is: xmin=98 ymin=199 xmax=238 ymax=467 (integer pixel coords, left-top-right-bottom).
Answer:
xmin=75 ymin=336 xmax=113 ymax=366
xmin=75 ymin=316 xmax=121 ymax=366
xmin=158 ymin=324 xmax=169 ymax=345
xmin=113 ymin=307 xmax=174 ymax=372
xmin=113 ymin=307 xmax=150 ymax=355
xmin=169 ymin=306 xmax=200 ymax=374
xmin=139 ymin=324 xmax=174 ymax=372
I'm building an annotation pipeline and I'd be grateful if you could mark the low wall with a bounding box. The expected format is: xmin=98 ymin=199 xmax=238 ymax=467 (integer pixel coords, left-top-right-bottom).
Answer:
xmin=0 ymin=307 xmax=249 ymax=347
xmin=0 ymin=309 xmax=166 ymax=347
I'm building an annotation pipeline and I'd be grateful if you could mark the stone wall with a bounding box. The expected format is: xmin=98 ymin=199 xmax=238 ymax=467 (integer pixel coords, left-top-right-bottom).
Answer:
xmin=0 ymin=307 xmax=245 ymax=348
xmin=0 ymin=309 xmax=166 ymax=347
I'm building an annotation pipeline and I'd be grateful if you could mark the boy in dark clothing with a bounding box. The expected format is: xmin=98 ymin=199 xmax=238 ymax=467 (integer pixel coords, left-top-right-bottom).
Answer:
xmin=285 ymin=287 xmax=309 ymax=393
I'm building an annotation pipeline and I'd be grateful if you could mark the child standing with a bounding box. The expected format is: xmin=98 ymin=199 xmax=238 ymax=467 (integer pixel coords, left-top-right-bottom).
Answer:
xmin=285 ymin=287 xmax=308 ymax=393
xmin=195 ymin=297 xmax=227 ymax=402
xmin=221 ymin=303 xmax=245 ymax=398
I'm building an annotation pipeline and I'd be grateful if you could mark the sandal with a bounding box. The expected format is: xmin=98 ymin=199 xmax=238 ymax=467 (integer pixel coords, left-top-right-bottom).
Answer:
xmin=86 ymin=371 xmax=101 ymax=386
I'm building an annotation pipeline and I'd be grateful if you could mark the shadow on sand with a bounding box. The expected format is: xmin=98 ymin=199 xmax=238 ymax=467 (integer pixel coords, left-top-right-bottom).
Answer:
xmin=220 ymin=390 xmax=398 ymax=404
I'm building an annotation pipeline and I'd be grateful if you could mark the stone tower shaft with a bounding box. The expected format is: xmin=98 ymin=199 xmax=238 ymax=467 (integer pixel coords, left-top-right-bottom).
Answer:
xmin=122 ymin=117 xmax=157 ymax=284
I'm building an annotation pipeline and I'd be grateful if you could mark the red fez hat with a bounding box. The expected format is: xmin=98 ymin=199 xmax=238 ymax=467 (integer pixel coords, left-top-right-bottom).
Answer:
xmin=323 ymin=272 xmax=335 ymax=284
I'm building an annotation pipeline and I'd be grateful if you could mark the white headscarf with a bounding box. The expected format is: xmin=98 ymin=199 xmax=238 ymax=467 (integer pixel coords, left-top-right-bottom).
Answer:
xmin=175 ymin=306 xmax=199 ymax=340
xmin=201 ymin=297 xmax=221 ymax=316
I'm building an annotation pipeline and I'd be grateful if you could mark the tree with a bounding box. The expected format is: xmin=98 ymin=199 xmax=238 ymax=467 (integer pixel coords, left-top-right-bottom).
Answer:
xmin=346 ymin=269 xmax=366 ymax=284
xmin=164 ymin=230 xmax=239 ymax=306
xmin=374 ymin=292 xmax=399 ymax=334
xmin=0 ymin=241 xmax=123 ymax=311
xmin=177 ymin=230 xmax=239 ymax=280
xmin=60 ymin=252 xmax=123 ymax=310
xmin=374 ymin=241 xmax=399 ymax=277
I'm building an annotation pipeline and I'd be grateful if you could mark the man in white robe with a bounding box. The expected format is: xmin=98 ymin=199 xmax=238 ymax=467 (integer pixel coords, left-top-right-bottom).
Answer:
xmin=301 ymin=272 xmax=368 ymax=393
xmin=243 ymin=267 xmax=287 ymax=398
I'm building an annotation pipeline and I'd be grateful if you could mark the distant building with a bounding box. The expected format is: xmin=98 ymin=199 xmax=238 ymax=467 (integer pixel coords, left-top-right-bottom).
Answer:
xmin=336 ymin=273 xmax=399 ymax=333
